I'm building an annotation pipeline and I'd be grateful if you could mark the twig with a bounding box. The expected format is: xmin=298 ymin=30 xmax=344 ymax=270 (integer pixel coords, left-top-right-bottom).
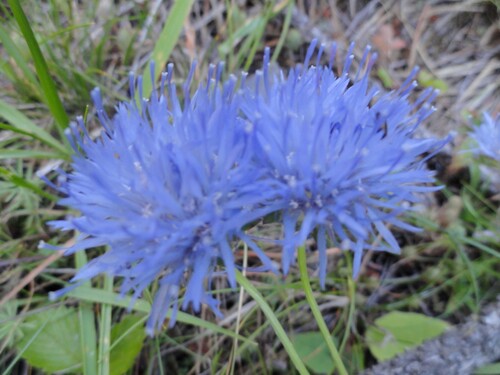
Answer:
xmin=0 ymin=250 xmax=64 ymax=308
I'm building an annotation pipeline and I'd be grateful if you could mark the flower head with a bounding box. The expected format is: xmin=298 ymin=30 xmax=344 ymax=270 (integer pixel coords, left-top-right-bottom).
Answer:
xmin=46 ymin=63 xmax=277 ymax=334
xmin=240 ymin=41 xmax=448 ymax=283
xmin=468 ymin=112 xmax=500 ymax=161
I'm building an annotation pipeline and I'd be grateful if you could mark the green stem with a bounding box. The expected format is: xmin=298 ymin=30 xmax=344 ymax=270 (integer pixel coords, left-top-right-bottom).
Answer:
xmin=235 ymin=269 xmax=309 ymax=375
xmin=297 ymin=246 xmax=348 ymax=375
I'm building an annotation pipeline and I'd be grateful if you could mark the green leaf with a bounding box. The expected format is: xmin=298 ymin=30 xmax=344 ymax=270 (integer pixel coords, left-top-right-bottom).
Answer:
xmin=16 ymin=306 xmax=82 ymax=373
xmin=365 ymin=311 xmax=450 ymax=361
xmin=109 ymin=315 xmax=147 ymax=375
xmin=474 ymin=362 xmax=500 ymax=374
xmin=0 ymin=301 xmax=20 ymax=348
xmin=291 ymin=332 xmax=334 ymax=374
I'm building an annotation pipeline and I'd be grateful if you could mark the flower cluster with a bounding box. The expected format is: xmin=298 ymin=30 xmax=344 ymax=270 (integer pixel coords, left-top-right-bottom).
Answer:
xmin=46 ymin=41 xmax=446 ymax=334
xmin=468 ymin=113 xmax=500 ymax=162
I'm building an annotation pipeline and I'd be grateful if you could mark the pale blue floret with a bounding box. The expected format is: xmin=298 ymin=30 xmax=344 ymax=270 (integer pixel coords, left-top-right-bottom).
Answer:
xmin=468 ymin=112 xmax=500 ymax=161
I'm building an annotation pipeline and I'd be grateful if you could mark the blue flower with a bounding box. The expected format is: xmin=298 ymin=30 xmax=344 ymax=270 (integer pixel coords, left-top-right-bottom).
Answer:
xmin=45 ymin=41 xmax=447 ymax=333
xmin=240 ymin=41 xmax=448 ymax=284
xmin=45 ymin=63 xmax=278 ymax=335
xmin=468 ymin=112 xmax=500 ymax=161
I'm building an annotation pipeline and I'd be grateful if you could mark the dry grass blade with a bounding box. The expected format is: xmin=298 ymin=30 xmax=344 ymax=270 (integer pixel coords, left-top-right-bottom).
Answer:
xmin=0 ymin=250 xmax=64 ymax=309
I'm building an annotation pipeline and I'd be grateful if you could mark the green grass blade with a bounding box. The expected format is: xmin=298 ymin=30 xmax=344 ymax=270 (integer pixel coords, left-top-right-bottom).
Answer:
xmin=235 ymin=269 xmax=310 ymax=375
xmin=218 ymin=17 xmax=263 ymax=56
xmin=461 ymin=237 xmax=500 ymax=258
xmin=98 ymin=275 xmax=113 ymax=375
xmin=219 ymin=299 xmax=310 ymax=374
xmin=0 ymin=166 xmax=58 ymax=201
xmin=66 ymin=287 xmax=254 ymax=346
xmin=0 ymin=149 xmax=65 ymax=160
xmin=0 ymin=99 xmax=69 ymax=156
xmin=139 ymin=0 xmax=195 ymax=99
xmin=7 ymin=0 xmax=69 ymax=135
xmin=0 ymin=24 xmax=40 ymax=93
xmin=271 ymin=0 xmax=294 ymax=64
xmin=242 ymin=3 xmax=274 ymax=72
xmin=75 ymin=251 xmax=97 ymax=375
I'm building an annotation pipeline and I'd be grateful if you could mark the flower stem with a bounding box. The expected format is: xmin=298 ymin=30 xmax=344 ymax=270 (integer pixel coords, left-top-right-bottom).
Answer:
xmin=297 ymin=246 xmax=348 ymax=375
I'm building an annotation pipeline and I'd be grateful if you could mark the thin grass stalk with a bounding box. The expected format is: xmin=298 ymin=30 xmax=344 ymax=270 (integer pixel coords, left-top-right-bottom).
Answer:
xmin=75 ymin=251 xmax=97 ymax=375
xmin=139 ymin=0 xmax=195 ymax=99
xmin=339 ymin=277 xmax=356 ymax=354
xmin=271 ymin=0 xmax=294 ymax=64
xmin=235 ymin=269 xmax=309 ymax=375
xmin=98 ymin=275 xmax=113 ymax=375
xmin=227 ymin=242 xmax=249 ymax=375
